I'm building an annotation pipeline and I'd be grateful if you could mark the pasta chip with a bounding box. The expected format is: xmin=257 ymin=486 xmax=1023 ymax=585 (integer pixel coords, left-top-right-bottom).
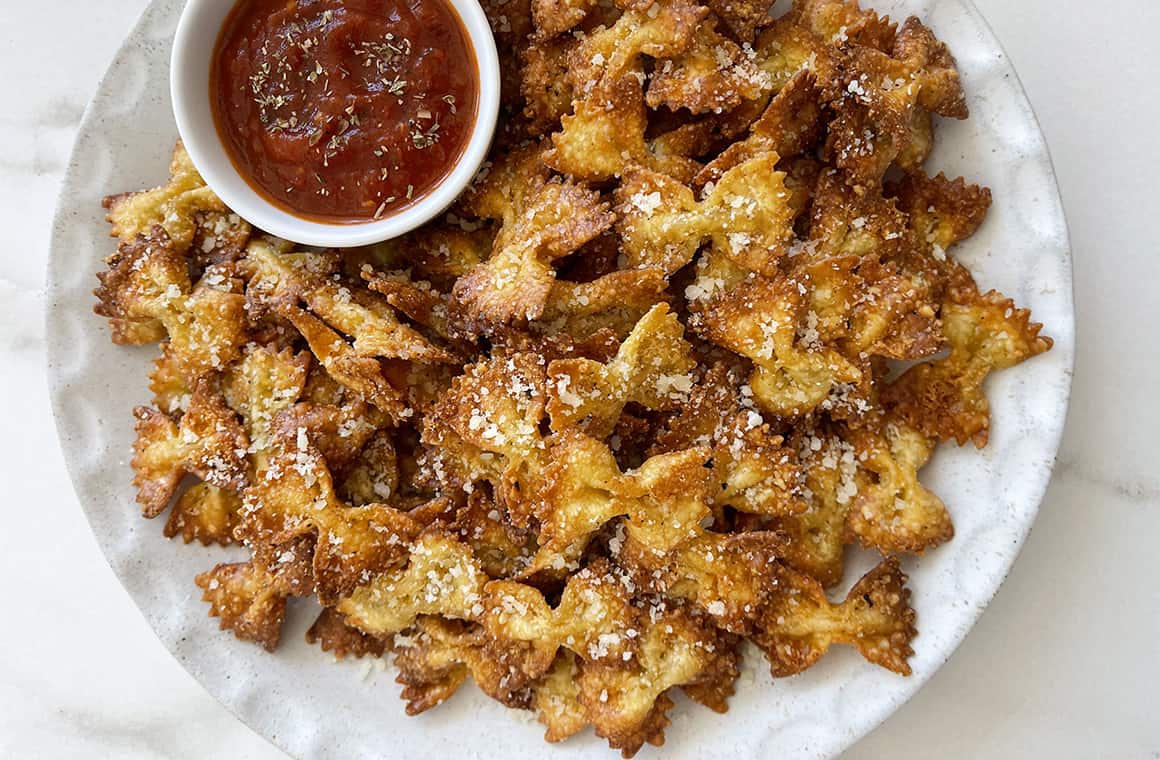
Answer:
xmin=305 ymin=607 xmax=388 ymax=660
xmin=696 ymin=69 xmax=823 ymax=185
xmin=194 ymin=534 xmax=314 ymax=651
xmin=394 ymin=616 xmax=534 ymax=711
xmin=453 ymin=178 xmax=614 ymax=327
xmin=245 ymin=241 xmax=453 ymax=363
xmin=283 ymin=307 xmax=408 ymax=418
xmin=520 ymin=34 xmax=580 ymax=135
xmin=338 ymin=532 xmax=489 ymax=634
xmin=616 ymin=152 xmax=795 ymax=276
xmin=546 ymin=304 xmax=695 ymax=436
xmin=845 ymin=416 xmax=953 ymax=553
xmin=547 ymin=74 xmax=701 ymax=183
xmin=826 ymin=17 xmax=968 ymax=185
xmin=566 ymin=0 xmax=704 ymax=88
xmin=94 ymin=227 xmax=247 ymax=376
xmin=242 ymin=440 xmax=419 ymax=598
xmin=883 ymin=288 xmax=1053 ymax=446
xmin=646 ymin=21 xmax=772 ymax=114
xmin=700 ymin=273 xmax=862 ymax=417
xmin=537 ymin=268 xmax=669 ymax=342
xmin=529 ymin=432 xmax=713 ymax=572
xmin=221 ymin=343 xmax=311 ymax=454
xmin=773 ymin=429 xmax=857 ymax=586
xmin=164 ymin=482 xmax=242 ymax=546
xmin=534 ymin=652 xmax=588 ymax=742
xmin=653 ymin=362 xmax=805 ymax=515
xmin=103 ymin=141 xmax=226 ymax=250
xmin=196 ymin=560 xmax=290 ymax=652
xmin=887 ymin=169 xmax=992 ymax=255
xmin=577 ymin=604 xmax=739 ymax=757
xmin=95 ymin=0 xmax=1057 ymax=750
xmin=131 ymin=380 xmax=249 ymax=518
xmin=752 ymin=557 xmax=916 ymax=676
xmin=419 ymin=352 xmax=549 ymax=517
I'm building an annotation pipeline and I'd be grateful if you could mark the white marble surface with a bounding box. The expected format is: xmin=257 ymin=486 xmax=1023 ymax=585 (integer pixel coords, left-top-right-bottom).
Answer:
xmin=1 ymin=1 xmax=1156 ymax=759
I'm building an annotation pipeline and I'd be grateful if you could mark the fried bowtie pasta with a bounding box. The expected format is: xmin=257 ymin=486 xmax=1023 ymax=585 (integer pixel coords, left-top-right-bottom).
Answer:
xmin=93 ymin=0 xmax=1052 ymax=754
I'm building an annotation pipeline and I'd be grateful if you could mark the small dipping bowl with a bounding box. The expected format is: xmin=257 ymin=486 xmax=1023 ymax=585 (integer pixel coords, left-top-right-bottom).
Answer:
xmin=171 ymin=0 xmax=500 ymax=247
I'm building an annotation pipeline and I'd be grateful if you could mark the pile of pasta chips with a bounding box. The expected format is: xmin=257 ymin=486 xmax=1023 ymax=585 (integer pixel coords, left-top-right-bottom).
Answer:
xmin=93 ymin=0 xmax=1052 ymax=754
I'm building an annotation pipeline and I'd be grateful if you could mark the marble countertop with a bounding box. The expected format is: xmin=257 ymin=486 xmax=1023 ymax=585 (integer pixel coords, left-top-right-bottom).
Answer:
xmin=2 ymin=1 xmax=1156 ymax=758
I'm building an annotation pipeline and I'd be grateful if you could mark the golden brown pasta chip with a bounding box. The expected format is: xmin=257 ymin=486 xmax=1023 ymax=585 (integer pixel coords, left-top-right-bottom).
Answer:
xmin=696 ymin=69 xmax=823 ymax=185
xmin=773 ymin=429 xmax=856 ymax=586
xmin=534 ymin=651 xmax=588 ymax=742
xmin=825 ymin=16 xmax=968 ymax=186
xmin=883 ymin=288 xmax=1052 ymax=446
xmin=547 ymin=74 xmax=701 ymax=183
xmin=338 ymin=532 xmax=490 ymax=635
xmin=528 ymin=432 xmax=713 ymax=572
xmin=305 ymin=607 xmax=388 ymax=660
xmin=131 ymin=380 xmax=249 ymax=518
xmin=577 ymin=604 xmax=739 ymax=756
xmin=653 ymin=362 xmax=805 ymax=515
xmin=845 ymin=417 xmax=953 ymax=552
xmin=95 ymin=227 xmax=248 ymax=377
xmin=567 ymin=0 xmax=704 ymax=88
xmin=616 ymin=152 xmax=795 ymax=276
xmin=103 ymin=141 xmax=226 ymax=250
xmin=646 ymin=21 xmax=771 ymax=114
xmin=546 ymin=304 xmax=695 ymax=436
xmin=538 ymin=268 xmax=669 ymax=341
xmin=194 ymin=534 xmax=314 ymax=651
xmin=453 ymin=178 xmax=614 ymax=328
xmin=700 ymin=273 xmax=862 ymax=416
xmin=753 ymin=557 xmax=916 ymax=676
xmin=96 ymin=0 xmax=1057 ymax=751
xmin=196 ymin=560 xmax=289 ymax=652
xmin=164 ymin=482 xmax=242 ymax=546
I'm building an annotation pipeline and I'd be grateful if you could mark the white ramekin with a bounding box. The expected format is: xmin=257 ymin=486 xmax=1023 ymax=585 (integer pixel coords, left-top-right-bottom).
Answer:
xmin=170 ymin=0 xmax=499 ymax=247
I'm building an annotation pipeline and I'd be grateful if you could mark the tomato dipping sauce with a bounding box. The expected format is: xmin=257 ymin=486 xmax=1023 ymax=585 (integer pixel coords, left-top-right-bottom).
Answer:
xmin=211 ymin=0 xmax=480 ymax=223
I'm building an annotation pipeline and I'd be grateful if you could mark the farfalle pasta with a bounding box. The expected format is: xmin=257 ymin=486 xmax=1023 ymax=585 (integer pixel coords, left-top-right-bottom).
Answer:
xmin=93 ymin=0 xmax=1051 ymax=755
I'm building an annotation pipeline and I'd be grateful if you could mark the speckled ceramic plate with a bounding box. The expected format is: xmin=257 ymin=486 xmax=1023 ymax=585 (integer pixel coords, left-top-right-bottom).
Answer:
xmin=46 ymin=1 xmax=1074 ymax=758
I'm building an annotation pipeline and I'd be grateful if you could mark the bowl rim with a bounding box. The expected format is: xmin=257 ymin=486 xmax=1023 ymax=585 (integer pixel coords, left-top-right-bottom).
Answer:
xmin=169 ymin=0 xmax=500 ymax=248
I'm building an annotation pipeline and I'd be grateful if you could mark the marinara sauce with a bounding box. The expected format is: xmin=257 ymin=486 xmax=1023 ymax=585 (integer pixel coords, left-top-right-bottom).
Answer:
xmin=211 ymin=0 xmax=479 ymax=222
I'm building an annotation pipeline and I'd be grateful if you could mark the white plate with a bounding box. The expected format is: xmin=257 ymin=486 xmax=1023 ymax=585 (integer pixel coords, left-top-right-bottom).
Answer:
xmin=45 ymin=1 xmax=1075 ymax=758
